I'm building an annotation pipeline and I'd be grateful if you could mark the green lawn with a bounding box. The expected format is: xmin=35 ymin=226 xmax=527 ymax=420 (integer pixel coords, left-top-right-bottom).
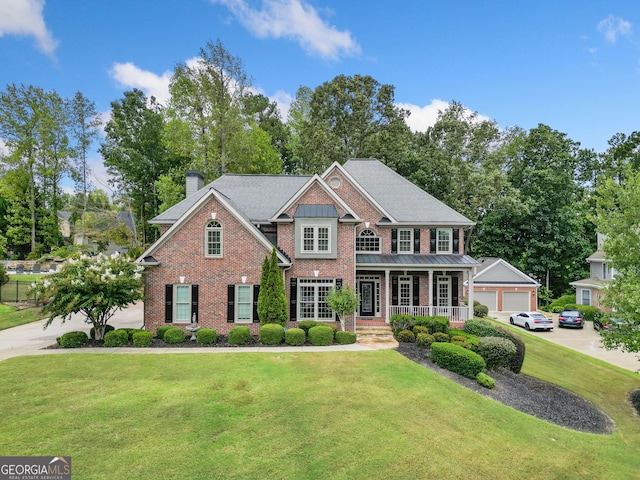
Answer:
xmin=0 ymin=340 xmax=639 ymax=479
xmin=0 ymin=304 xmax=46 ymax=330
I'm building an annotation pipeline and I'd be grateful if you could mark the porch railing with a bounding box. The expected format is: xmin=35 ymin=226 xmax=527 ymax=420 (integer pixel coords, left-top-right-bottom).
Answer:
xmin=388 ymin=306 xmax=469 ymax=323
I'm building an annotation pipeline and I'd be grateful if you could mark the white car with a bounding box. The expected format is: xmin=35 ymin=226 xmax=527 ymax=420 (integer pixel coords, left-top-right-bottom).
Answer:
xmin=509 ymin=312 xmax=554 ymax=331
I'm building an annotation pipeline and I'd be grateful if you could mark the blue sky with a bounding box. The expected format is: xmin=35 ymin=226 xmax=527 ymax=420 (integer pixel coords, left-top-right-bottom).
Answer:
xmin=1 ymin=0 xmax=639 ymax=192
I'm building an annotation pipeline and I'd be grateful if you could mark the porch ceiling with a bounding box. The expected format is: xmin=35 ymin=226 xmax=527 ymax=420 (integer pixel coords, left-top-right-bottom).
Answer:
xmin=356 ymin=253 xmax=478 ymax=269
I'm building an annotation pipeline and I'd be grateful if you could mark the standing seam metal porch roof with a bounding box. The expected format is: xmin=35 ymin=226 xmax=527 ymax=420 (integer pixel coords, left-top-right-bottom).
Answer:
xmin=356 ymin=253 xmax=478 ymax=267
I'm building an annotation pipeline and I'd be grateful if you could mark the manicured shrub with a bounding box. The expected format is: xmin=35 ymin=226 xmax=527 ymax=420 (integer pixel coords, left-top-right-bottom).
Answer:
xmin=477 ymin=336 xmax=517 ymax=370
xmin=259 ymin=324 xmax=284 ymax=345
xmin=449 ymin=329 xmax=479 ymax=351
xmin=308 ymin=325 xmax=334 ymax=346
xmin=59 ymin=331 xmax=89 ymax=348
xmin=390 ymin=314 xmax=414 ymax=333
xmin=90 ymin=324 xmax=114 ymax=339
xmin=104 ymin=329 xmax=129 ymax=347
xmin=476 ymin=372 xmax=495 ymax=389
xmin=450 ymin=335 xmax=467 ymax=347
xmin=464 ymin=319 xmax=501 ymax=337
xmin=432 ymin=332 xmax=450 ymax=343
xmin=121 ymin=328 xmax=142 ymax=341
xmin=413 ymin=325 xmax=428 ymax=335
xmin=576 ymin=305 xmax=601 ymax=323
xmin=548 ymin=294 xmax=576 ymax=312
xmin=132 ymin=330 xmax=153 ymax=348
xmin=474 ymin=303 xmax=489 ymax=318
xmin=228 ymin=326 xmax=251 ymax=345
xmin=415 ymin=333 xmax=435 ymax=348
xmin=430 ymin=342 xmax=486 ymax=379
xmin=285 ymin=328 xmax=306 ymax=346
xmin=414 ymin=316 xmax=450 ymax=334
xmin=155 ymin=325 xmax=172 ymax=340
xmin=196 ymin=328 xmax=218 ymax=345
xmin=335 ymin=331 xmax=357 ymax=345
xmin=496 ymin=326 xmax=526 ymax=373
xmin=164 ymin=327 xmax=187 ymax=344
xmin=396 ymin=329 xmax=416 ymax=343
xmin=297 ymin=320 xmax=319 ymax=335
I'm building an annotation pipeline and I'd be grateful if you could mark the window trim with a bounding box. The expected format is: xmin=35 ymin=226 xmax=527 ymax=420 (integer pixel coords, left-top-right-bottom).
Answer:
xmin=204 ymin=220 xmax=223 ymax=258
xmin=173 ymin=284 xmax=192 ymax=323
xmin=398 ymin=229 xmax=413 ymax=254
xmin=297 ymin=278 xmax=335 ymax=321
xmin=235 ymin=284 xmax=254 ymax=323
xmin=301 ymin=225 xmax=331 ymax=254
xmin=356 ymin=228 xmax=381 ymax=253
xmin=581 ymin=288 xmax=592 ymax=306
xmin=436 ymin=228 xmax=452 ymax=254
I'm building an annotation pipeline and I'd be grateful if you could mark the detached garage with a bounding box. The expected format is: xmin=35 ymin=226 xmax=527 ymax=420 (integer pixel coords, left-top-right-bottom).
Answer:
xmin=467 ymin=257 xmax=539 ymax=312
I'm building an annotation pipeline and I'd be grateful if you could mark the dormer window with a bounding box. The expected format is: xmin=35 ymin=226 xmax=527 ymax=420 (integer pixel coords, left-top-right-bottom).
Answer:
xmin=356 ymin=229 xmax=381 ymax=253
xmin=205 ymin=220 xmax=223 ymax=257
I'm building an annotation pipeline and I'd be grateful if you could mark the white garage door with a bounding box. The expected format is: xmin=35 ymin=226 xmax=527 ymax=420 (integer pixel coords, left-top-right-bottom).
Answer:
xmin=474 ymin=291 xmax=497 ymax=311
xmin=502 ymin=291 xmax=530 ymax=312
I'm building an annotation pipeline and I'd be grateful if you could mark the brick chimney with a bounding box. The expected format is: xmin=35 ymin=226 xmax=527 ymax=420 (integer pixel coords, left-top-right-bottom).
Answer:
xmin=186 ymin=170 xmax=204 ymax=198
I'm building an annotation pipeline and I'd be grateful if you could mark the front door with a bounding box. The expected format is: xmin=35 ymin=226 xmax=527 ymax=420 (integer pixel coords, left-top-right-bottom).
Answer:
xmin=435 ymin=276 xmax=451 ymax=316
xmin=359 ymin=281 xmax=375 ymax=316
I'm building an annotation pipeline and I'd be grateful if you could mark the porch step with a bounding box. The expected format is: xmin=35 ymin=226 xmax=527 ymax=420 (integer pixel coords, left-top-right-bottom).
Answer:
xmin=356 ymin=326 xmax=398 ymax=350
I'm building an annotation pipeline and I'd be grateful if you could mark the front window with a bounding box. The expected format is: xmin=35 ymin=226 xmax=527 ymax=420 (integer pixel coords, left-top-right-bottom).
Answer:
xmin=205 ymin=220 xmax=222 ymax=257
xmin=581 ymin=289 xmax=591 ymax=306
xmin=236 ymin=284 xmax=253 ymax=323
xmin=398 ymin=229 xmax=413 ymax=253
xmin=174 ymin=285 xmax=191 ymax=323
xmin=399 ymin=276 xmax=412 ymax=306
xmin=298 ymin=278 xmax=335 ymax=321
xmin=437 ymin=228 xmax=452 ymax=254
xmin=356 ymin=229 xmax=381 ymax=253
xmin=302 ymin=226 xmax=330 ymax=253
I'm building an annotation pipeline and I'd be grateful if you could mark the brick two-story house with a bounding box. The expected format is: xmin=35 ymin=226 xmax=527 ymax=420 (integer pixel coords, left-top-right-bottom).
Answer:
xmin=137 ymin=159 xmax=479 ymax=335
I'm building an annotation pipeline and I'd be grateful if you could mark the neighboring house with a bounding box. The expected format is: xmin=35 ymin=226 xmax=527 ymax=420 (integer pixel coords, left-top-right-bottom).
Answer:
xmin=466 ymin=257 xmax=540 ymax=312
xmin=137 ymin=159 xmax=479 ymax=335
xmin=74 ymin=210 xmax=136 ymax=255
xmin=569 ymin=234 xmax=613 ymax=309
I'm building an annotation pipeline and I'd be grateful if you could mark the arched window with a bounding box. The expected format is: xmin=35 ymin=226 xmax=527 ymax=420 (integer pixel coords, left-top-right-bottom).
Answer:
xmin=356 ymin=228 xmax=381 ymax=253
xmin=205 ymin=220 xmax=223 ymax=257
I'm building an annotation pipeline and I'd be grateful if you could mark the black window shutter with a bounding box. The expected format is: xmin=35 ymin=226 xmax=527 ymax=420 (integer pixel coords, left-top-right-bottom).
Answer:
xmin=336 ymin=278 xmax=343 ymax=289
xmin=452 ymin=276 xmax=459 ymax=306
xmin=430 ymin=229 xmax=436 ymax=253
xmin=453 ymin=229 xmax=460 ymax=253
xmin=433 ymin=275 xmax=438 ymax=306
xmin=414 ymin=229 xmax=420 ymax=253
xmin=227 ymin=285 xmax=235 ymax=323
xmin=191 ymin=285 xmax=199 ymax=323
xmin=290 ymin=278 xmax=297 ymax=321
xmin=391 ymin=275 xmax=398 ymax=306
xmin=165 ymin=284 xmax=173 ymax=323
xmin=391 ymin=229 xmax=398 ymax=253
xmin=413 ymin=276 xmax=420 ymax=306
xmin=253 ymin=285 xmax=260 ymax=323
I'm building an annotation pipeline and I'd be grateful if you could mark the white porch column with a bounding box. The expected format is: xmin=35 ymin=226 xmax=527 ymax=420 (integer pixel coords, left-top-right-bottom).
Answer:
xmin=467 ymin=267 xmax=475 ymax=320
xmin=428 ymin=269 xmax=433 ymax=317
xmin=385 ymin=269 xmax=390 ymax=323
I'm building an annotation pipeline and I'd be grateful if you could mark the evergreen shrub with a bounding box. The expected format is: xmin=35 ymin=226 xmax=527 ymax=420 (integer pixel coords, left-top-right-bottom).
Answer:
xmin=259 ymin=324 xmax=284 ymax=345
xmin=228 ymin=326 xmax=251 ymax=345
xmin=298 ymin=320 xmax=319 ymax=335
xmin=413 ymin=325 xmax=428 ymax=335
xmin=476 ymin=372 xmax=495 ymax=389
xmin=430 ymin=342 xmax=486 ymax=379
xmin=474 ymin=303 xmax=489 ymax=318
xmin=335 ymin=331 xmax=357 ymax=344
xmin=163 ymin=327 xmax=186 ymax=344
xmin=59 ymin=331 xmax=89 ymax=348
xmin=416 ymin=333 xmax=435 ymax=348
xmin=308 ymin=325 xmax=334 ymax=346
xmin=196 ymin=328 xmax=218 ymax=345
xmin=396 ymin=329 xmax=415 ymax=343
xmin=285 ymin=328 xmax=306 ymax=346
xmin=132 ymin=330 xmax=153 ymax=347
xmin=155 ymin=325 xmax=172 ymax=340
xmin=477 ymin=336 xmax=517 ymax=370
xmin=104 ymin=329 xmax=129 ymax=347
xmin=432 ymin=332 xmax=450 ymax=343
xmin=90 ymin=324 xmax=114 ymax=339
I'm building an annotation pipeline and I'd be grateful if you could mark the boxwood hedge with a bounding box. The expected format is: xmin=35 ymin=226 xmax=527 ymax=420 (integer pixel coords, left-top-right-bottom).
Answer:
xmin=430 ymin=342 xmax=486 ymax=379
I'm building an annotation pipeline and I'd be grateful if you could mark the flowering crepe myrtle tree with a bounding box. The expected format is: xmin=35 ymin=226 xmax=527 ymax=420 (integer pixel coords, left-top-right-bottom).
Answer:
xmin=30 ymin=253 xmax=144 ymax=340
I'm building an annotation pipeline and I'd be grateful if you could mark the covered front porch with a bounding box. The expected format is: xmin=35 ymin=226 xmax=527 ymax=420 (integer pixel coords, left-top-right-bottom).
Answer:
xmin=355 ymin=253 xmax=479 ymax=328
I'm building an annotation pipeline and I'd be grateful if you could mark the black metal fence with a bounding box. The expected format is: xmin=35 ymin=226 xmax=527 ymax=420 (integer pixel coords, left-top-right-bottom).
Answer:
xmin=0 ymin=281 xmax=38 ymax=305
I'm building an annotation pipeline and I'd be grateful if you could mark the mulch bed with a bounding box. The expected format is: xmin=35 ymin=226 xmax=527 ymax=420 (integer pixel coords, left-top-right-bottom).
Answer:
xmin=396 ymin=343 xmax=616 ymax=434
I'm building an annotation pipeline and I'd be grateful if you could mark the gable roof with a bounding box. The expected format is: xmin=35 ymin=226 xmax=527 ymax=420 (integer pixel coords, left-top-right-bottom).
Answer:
xmin=342 ymin=158 xmax=474 ymax=226
xmin=474 ymin=257 xmax=540 ymax=286
xmin=137 ymin=188 xmax=291 ymax=266
xmin=151 ymin=174 xmax=311 ymax=225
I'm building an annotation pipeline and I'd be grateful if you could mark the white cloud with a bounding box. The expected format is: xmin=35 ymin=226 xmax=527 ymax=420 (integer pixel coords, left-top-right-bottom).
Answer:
xmin=0 ymin=0 xmax=58 ymax=54
xmin=597 ymin=15 xmax=632 ymax=44
xmin=268 ymin=89 xmax=293 ymax=119
xmin=109 ymin=62 xmax=173 ymax=105
xmin=209 ymin=0 xmax=361 ymax=60
xmin=397 ymin=99 xmax=451 ymax=133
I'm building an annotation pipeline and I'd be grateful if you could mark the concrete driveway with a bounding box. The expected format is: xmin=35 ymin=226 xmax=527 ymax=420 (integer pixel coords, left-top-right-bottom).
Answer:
xmin=0 ymin=303 xmax=144 ymax=362
xmin=491 ymin=312 xmax=640 ymax=373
